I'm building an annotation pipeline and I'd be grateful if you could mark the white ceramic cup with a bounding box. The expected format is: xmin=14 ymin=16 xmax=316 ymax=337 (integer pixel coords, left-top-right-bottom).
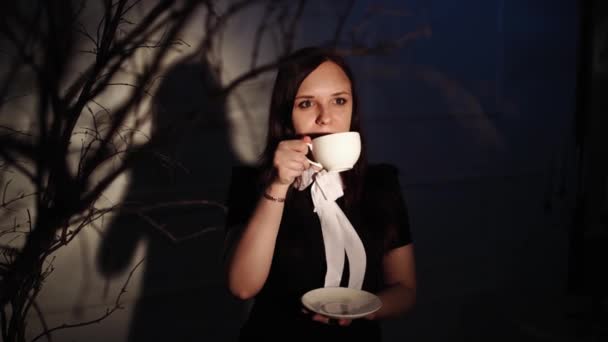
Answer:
xmin=306 ymin=131 xmax=361 ymax=172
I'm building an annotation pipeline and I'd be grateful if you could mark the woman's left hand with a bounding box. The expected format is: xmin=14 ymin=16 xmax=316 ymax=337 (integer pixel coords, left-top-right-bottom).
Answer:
xmin=312 ymin=312 xmax=352 ymax=326
xmin=302 ymin=308 xmax=376 ymax=326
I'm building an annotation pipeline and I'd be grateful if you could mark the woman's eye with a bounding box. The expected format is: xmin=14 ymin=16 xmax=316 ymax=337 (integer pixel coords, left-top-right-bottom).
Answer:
xmin=298 ymin=100 xmax=313 ymax=109
xmin=335 ymin=97 xmax=347 ymax=105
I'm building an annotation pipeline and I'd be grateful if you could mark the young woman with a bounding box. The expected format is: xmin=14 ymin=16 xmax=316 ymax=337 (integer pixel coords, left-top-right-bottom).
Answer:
xmin=224 ymin=46 xmax=416 ymax=341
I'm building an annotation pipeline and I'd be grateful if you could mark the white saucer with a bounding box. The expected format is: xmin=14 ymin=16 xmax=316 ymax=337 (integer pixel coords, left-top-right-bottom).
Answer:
xmin=301 ymin=287 xmax=382 ymax=319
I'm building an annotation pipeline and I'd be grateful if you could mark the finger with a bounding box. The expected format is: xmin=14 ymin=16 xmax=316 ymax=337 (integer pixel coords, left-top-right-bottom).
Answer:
xmin=274 ymin=151 xmax=305 ymax=168
xmin=276 ymin=141 xmax=302 ymax=156
xmin=279 ymin=152 xmax=311 ymax=170
xmin=295 ymin=155 xmax=315 ymax=170
xmin=312 ymin=314 xmax=330 ymax=324
xmin=283 ymin=160 xmax=306 ymax=172
xmin=294 ymin=154 xmax=310 ymax=165
xmin=363 ymin=312 xmax=376 ymax=320
xmin=338 ymin=319 xmax=351 ymax=326
xmin=283 ymin=139 xmax=309 ymax=153
xmin=275 ymin=149 xmax=308 ymax=166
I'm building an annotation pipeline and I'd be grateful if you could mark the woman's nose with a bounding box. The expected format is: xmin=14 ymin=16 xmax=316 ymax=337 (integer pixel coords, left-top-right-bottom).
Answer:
xmin=315 ymin=107 xmax=331 ymax=125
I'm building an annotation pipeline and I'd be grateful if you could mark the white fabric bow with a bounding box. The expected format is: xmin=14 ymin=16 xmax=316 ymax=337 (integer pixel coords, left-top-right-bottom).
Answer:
xmin=296 ymin=168 xmax=367 ymax=289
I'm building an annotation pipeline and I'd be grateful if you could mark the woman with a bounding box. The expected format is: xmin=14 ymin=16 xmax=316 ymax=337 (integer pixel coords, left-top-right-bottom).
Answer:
xmin=224 ymin=46 xmax=416 ymax=341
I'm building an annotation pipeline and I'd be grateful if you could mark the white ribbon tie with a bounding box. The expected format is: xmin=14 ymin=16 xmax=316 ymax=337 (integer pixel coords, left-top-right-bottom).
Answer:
xmin=296 ymin=168 xmax=367 ymax=290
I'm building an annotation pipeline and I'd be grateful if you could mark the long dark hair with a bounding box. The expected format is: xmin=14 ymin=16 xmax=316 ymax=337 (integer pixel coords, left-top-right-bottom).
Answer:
xmin=258 ymin=46 xmax=368 ymax=209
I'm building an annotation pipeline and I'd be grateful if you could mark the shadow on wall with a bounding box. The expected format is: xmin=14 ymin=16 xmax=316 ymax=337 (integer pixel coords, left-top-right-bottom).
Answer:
xmin=96 ymin=57 xmax=247 ymax=341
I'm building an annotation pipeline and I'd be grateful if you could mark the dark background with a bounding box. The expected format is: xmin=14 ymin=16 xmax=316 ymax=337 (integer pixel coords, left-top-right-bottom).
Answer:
xmin=2 ymin=0 xmax=607 ymax=341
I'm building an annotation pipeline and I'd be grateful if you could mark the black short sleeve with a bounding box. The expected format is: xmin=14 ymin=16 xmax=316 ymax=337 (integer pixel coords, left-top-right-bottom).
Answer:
xmin=364 ymin=163 xmax=413 ymax=252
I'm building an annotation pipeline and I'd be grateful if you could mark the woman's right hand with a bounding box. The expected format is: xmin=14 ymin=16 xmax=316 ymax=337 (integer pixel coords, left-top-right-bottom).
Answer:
xmin=272 ymin=136 xmax=312 ymax=186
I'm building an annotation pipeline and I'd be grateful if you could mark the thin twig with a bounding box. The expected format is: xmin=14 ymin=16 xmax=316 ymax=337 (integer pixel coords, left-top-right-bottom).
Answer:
xmin=282 ymin=0 xmax=306 ymax=54
xmin=105 ymin=82 xmax=153 ymax=96
xmin=1 ymin=304 xmax=7 ymax=342
xmin=0 ymin=150 xmax=36 ymax=184
xmin=31 ymin=301 xmax=51 ymax=342
xmin=1 ymin=192 xmax=37 ymax=210
xmin=222 ymin=54 xmax=289 ymax=95
xmin=0 ymin=244 xmax=20 ymax=259
xmin=121 ymin=0 xmax=144 ymax=18
xmin=75 ymin=23 xmax=98 ymax=48
xmin=137 ymin=200 xmax=227 ymax=213
xmin=331 ymin=0 xmax=355 ymax=47
xmin=0 ymin=93 xmax=31 ymax=106
xmin=21 ymin=256 xmax=56 ymax=329
xmin=249 ymin=0 xmax=276 ymax=69
xmin=2 ymin=179 xmax=12 ymax=206
xmin=134 ymin=211 xmax=221 ymax=243
xmin=0 ymin=125 xmax=32 ymax=137
xmin=30 ymin=258 xmax=145 ymax=342
xmin=26 ymin=208 xmax=32 ymax=232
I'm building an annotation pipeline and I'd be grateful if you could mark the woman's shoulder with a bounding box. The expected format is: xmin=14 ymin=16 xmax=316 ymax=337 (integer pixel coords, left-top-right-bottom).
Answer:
xmin=366 ymin=162 xmax=399 ymax=174
xmin=364 ymin=163 xmax=412 ymax=250
xmin=362 ymin=163 xmax=407 ymax=204
xmin=365 ymin=163 xmax=401 ymax=184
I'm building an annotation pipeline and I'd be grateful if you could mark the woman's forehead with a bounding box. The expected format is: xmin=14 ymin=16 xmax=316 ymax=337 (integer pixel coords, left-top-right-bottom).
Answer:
xmin=296 ymin=61 xmax=352 ymax=95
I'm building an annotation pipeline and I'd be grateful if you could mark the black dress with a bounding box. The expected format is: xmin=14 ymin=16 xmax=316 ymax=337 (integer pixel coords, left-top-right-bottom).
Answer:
xmin=225 ymin=163 xmax=412 ymax=342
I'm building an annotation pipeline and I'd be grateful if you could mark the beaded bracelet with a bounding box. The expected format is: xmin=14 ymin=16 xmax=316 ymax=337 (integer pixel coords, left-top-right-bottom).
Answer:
xmin=263 ymin=192 xmax=286 ymax=203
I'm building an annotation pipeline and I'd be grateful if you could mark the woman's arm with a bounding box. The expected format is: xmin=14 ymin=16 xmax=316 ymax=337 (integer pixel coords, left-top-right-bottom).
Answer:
xmin=371 ymin=243 xmax=416 ymax=319
xmin=224 ymin=137 xmax=312 ymax=300
xmin=224 ymin=182 xmax=289 ymax=300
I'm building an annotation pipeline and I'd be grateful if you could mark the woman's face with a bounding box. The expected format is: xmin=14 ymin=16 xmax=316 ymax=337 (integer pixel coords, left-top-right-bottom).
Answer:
xmin=291 ymin=61 xmax=353 ymax=136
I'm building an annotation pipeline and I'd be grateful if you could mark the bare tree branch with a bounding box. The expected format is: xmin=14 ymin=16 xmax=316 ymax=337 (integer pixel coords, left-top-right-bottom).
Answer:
xmin=1 ymin=191 xmax=37 ymax=210
xmin=282 ymin=0 xmax=306 ymax=54
xmin=29 ymin=258 xmax=145 ymax=342
xmin=250 ymin=0 xmax=278 ymax=70
xmin=2 ymin=179 xmax=12 ymax=206
xmin=223 ymin=54 xmax=290 ymax=95
xmin=0 ymin=125 xmax=32 ymax=138
xmin=1 ymin=304 xmax=7 ymax=342
xmin=31 ymin=302 xmax=51 ymax=342
xmin=21 ymin=257 xmax=56 ymax=338
xmin=75 ymin=23 xmax=99 ymax=49
xmin=331 ymin=0 xmax=355 ymax=47
xmin=0 ymin=149 xmax=36 ymax=184
xmin=121 ymin=0 xmax=145 ymax=19
xmin=66 ymin=0 xmax=176 ymax=136
xmin=77 ymin=5 xmax=197 ymax=186
xmin=188 ymin=0 xmax=265 ymax=60
xmin=0 ymin=58 xmax=25 ymax=110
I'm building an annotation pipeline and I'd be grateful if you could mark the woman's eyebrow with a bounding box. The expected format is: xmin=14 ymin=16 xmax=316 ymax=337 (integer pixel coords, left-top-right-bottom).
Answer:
xmin=295 ymin=91 xmax=351 ymax=99
xmin=295 ymin=95 xmax=314 ymax=99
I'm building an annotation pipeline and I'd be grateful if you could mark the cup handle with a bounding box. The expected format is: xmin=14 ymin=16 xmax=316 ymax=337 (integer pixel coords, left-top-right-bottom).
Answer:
xmin=306 ymin=143 xmax=323 ymax=169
